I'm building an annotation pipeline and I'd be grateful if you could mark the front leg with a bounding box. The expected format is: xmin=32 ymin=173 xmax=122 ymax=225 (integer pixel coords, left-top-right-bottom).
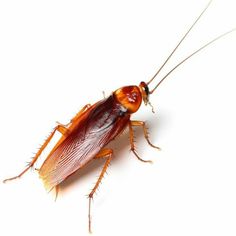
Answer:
xmin=130 ymin=120 xmax=160 ymax=150
xmin=128 ymin=121 xmax=153 ymax=163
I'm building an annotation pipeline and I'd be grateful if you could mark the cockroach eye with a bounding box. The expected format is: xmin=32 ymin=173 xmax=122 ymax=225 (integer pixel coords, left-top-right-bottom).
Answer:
xmin=3 ymin=1 xmax=234 ymax=233
xmin=139 ymin=81 xmax=150 ymax=105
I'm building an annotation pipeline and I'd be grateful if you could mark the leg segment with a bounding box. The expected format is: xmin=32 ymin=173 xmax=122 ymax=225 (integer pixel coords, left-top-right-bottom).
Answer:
xmin=88 ymin=148 xmax=113 ymax=233
xmin=3 ymin=124 xmax=68 ymax=183
xmin=3 ymin=104 xmax=91 ymax=183
xmin=128 ymin=122 xmax=152 ymax=163
xmin=130 ymin=120 xmax=161 ymax=150
xmin=55 ymin=104 xmax=91 ymax=134
xmin=70 ymin=104 xmax=91 ymax=124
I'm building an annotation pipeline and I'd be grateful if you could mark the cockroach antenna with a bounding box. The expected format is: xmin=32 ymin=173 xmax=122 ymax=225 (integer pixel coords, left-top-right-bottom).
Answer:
xmin=149 ymin=28 xmax=236 ymax=94
xmin=145 ymin=0 xmax=235 ymax=94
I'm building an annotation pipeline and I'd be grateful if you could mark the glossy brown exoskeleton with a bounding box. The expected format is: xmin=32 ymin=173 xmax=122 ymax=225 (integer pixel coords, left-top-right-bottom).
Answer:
xmin=3 ymin=0 xmax=235 ymax=233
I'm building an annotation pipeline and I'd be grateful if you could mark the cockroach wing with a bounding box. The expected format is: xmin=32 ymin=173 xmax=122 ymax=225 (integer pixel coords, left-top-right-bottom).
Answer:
xmin=39 ymin=95 xmax=130 ymax=191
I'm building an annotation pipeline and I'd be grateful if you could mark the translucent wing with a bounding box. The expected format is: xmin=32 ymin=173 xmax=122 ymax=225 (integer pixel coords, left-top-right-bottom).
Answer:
xmin=39 ymin=96 xmax=130 ymax=190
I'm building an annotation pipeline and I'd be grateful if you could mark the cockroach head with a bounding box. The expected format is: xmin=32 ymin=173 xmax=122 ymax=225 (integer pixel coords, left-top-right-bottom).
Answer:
xmin=139 ymin=81 xmax=150 ymax=105
xmin=139 ymin=81 xmax=155 ymax=113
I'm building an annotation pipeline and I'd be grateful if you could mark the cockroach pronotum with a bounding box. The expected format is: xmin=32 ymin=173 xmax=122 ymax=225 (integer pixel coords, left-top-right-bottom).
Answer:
xmin=3 ymin=0 xmax=235 ymax=233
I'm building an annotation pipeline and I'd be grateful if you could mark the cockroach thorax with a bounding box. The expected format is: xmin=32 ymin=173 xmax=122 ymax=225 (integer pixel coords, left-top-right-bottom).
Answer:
xmin=113 ymin=85 xmax=142 ymax=113
xmin=113 ymin=82 xmax=150 ymax=114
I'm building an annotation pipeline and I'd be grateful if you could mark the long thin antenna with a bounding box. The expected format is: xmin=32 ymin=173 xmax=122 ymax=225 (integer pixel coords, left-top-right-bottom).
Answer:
xmin=149 ymin=28 xmax=236 ymax=94
xmin=147 ymin=0 xmax=213 ymax=85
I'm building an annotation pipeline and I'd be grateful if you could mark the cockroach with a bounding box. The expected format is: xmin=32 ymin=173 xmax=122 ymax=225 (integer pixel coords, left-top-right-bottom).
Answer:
xmin=3 ymin=1 xmax=235 ymax=233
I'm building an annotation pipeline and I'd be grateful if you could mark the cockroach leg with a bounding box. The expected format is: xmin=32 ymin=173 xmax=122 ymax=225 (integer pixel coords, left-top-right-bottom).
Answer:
xmin=56 ymin=104 xmax=92 ymax=135
xmin=56 ymin=104 xmax=92 ymax=134
xmin=55 ymin=123 xmax=69 ymax=135
xmin=70 ymin=104 xmax=91 ymax=124
xmin=3 ymin=124 xmax=67 ymax=183
xmin=128 ymin=121 xmax=153 ymax=163
xmin=3 ymin=105 xmax=92 ymax=184
xmin=130 ymin=120 xmax=161 ymax=150
xmin=88 ymin=148 xmax=113 ymax=233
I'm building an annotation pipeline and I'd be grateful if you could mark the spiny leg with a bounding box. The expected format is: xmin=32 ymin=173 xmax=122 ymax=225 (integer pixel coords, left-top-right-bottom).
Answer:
xmin=70 ymin=104 xmax=91 ymax=124
xmin=88 ymin=148 xmax=113 ymax=233
xmin=3 ymin=104 xmax=91 ymax=183
xmin=130 ymin=120 xmax=161 ymax=150
xmin=3 ymin=124 xmax=68 ymax=183
xmin=128 ymin=122 xmax=152 ymax=163
xmin=55 ymin=104 xmax=91 ymax=132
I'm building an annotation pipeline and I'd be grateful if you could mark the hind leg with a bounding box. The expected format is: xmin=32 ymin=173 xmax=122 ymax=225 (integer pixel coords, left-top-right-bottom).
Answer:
xmin=3 ymin=104 xmax=91 ymax=183
xmin=87 ymin=148 xmax=113 ymax=233
xmin=3 ymin=124 xmax=68 ymax=183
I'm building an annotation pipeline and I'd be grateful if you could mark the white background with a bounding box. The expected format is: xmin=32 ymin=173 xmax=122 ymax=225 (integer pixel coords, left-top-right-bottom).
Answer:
xmin=0 ymin=0 xmax=236 ymax=235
